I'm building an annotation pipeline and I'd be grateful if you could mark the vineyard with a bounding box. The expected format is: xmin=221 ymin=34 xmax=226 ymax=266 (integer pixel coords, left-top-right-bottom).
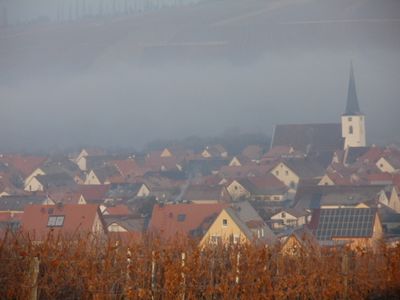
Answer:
xmin=1 ymin=231 xmax=400 ymax=299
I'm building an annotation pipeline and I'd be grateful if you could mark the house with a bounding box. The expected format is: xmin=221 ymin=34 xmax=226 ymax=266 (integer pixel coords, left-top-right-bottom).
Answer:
xmin=46 ymin=190 xmax=82 ymax=205
xmin=104 ymin=183 xmax=151 ymax=202
xmin=24 ymin=173 xmax=76 ymax=192
xmin=85 ymin=165 xmax=122 ymax=185
xmin=280 ymin=227 xmax=319 ymax=256
xmin=228 ymin=156 xmax=251 ymax=167
xmin=184 ymin=158 xmax=229 ymax=177
xmin=241 ymin=145 xmax=263 ymax=161
xmin=226 ymin=175 xmax=288 ymax=202
xmin=181 ymin=185 xmax=231 ymax=204
xmin=387 ymin=186 xmax=400 ymax=213
xmin=318 ymin=168 xmax=367 ymax=186
xmin=0 ymin=195 xmax=48 ymax=213
xmin=74 ymin=148 xmax=106 ymax=171
xmin=270 ymin=158 xmax=325 ymax=190
xmin=201 ymin=145 xmax=228 ymax=159
xmin=293 ymin=185 xmax=387 ymax=212
xmin=270 ymin=208 xmax=309 ymax=231
xmin=0 ymin=155 xmax=47 ymax=179
xmin=105 ymin=215 xmax=144 ymax=243
xmin=219 ymin=162 xmax=273 ymax=179
xmin=111 ymin=158 xmax=144 ymax=179
xmin=148 ymin=203 xmax=228 ymax=240
xmin=0 ymin=168 xmax=19 ymax=196
xmin=77 ymin=185 xmax=110 ymax=204
xmin=309 ymin=207 xmax=383 ymax=250
xmin=24 ymin=156 xmax=81 ymax=186
xmin=21 ymin=204 xmax=106 ymax=241
xmin=376 ymin=156 xmax=400 ymax=174
xmin=261 ymin=146 xmax=303 ymax=163
xmin=200 ymin=201 xmax=276 ymax=247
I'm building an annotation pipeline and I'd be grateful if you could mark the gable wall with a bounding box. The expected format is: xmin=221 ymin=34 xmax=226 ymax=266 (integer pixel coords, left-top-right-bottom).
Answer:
xmin=200 ymin=210 xmax=249 ymax=247
xmin=85 ymin=171 xmax=101 ymax=185
xmin=24 ymin=168 xmax=45 ymax=188
xmin=271 ymin=163 xmax=299 ymax=188
xmin=376 ymin=157 xmax=396 ymax=173
xmin=25 ymin=177 xmax=44 ymax=192
xmin=226 ymin=181 xmax=250 ymax=200
xmin=137 ymin=184 xmax=150 ymax=197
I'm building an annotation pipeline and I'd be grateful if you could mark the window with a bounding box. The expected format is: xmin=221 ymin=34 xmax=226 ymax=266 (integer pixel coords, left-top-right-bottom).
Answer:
xmin=285 ymin=170 xmax=289 ymax=176
xmin=47 ymin=216 xmax=64 ymax=227
xmin=348 ymin=117 xmax=352 ymax=121
xmin=349 ymin=126 xmax=353 ymax=134
xmin=281 ymin=212 xmax=286 ymax=218
xmin=275 ymin=170 xmax=279 ymax=176
xmin=222 ymin=219 xmax=228 ymax=227
xmin=233 ymin=234 xmax=240 ymax=244
xmin=177 ymin=214 xmax=186 ymax=222
xmin=211 ymin=235 xmax=221 ymax=245
xmin=234 ymin=185 xmax=238 ymax=191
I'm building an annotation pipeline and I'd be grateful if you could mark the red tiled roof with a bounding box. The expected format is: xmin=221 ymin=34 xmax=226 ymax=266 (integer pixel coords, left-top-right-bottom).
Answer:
xmin=358 ymin=146 xmax=385 ymax=163
xmin=148 ymin=203 xmax=228 ymax=240
xmin=111 ymin=159 xmax=143 ymax=178
xmin=366 ymin=172 xmax=393 ymax=184
xmin=47 ymin=189 xmax=81 ymax=204
xmin=78 ymin=185 xmax=110 ymax=202
xmin=241 ymin=145 xmax=263 ymax=160
xmin=323 ymin=172 xmax=353 ymax=185
xmin=247 ymin=174 xmax=286 ymax=189
xmin=219 ymin=163 xmax=274 ymax=179
xmin=21 ymin=204 xmax=103 ymax=239
xmin=2 ymin=155 xmax=47 ymax=177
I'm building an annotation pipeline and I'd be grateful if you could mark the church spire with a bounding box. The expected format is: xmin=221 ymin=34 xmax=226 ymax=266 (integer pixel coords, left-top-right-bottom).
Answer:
xmin=344 ymin=62 xmax=361 ymax=115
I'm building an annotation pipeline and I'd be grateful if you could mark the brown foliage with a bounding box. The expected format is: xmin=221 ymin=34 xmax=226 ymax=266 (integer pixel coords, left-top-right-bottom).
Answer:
xmin=1 ymin=230 xmax=400 ymax=299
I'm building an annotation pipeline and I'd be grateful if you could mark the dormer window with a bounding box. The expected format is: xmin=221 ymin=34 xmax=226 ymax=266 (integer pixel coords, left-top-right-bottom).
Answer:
xmin=47 ymin=216 xmax=64 ymax=227
xmin=177 ymin=214 xmax=186 ymax=222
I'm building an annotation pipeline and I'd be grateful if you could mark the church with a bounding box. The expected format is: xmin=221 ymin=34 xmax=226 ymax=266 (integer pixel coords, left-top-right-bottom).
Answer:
xmin=270 ymin=64 xmax=367 ymax=165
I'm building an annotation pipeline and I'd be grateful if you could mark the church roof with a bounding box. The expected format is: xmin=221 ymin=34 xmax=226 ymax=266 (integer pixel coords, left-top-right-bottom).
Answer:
xmin=271 ymin=123 xmax=343 ymax=153
xmin=344 ymin=63 xmax=361 ymax=115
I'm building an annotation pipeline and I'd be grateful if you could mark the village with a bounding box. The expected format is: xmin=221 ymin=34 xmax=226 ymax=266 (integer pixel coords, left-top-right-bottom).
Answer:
xmin=0 ymin=65 xmax=399 ymax=254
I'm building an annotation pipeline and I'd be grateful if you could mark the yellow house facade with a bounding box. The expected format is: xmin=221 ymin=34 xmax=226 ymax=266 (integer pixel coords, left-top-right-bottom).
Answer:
xmin=200 ymin=208 xmax=251 ymax=246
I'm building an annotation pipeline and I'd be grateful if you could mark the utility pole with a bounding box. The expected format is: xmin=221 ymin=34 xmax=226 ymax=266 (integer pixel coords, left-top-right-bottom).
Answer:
xmin=342 ymin=252 xmax=349 ymax=300
xmin=29 ymin=257 xmax=40 ymax=300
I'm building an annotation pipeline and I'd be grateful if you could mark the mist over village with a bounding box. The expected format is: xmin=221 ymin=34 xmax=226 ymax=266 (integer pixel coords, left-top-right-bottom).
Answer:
xmin=1 ymin=0 xmax=400 ymax=299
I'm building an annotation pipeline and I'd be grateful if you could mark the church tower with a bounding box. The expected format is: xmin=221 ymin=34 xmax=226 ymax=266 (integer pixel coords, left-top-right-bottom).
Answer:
xmin=341 ymin=63 xmax=366 ymax=149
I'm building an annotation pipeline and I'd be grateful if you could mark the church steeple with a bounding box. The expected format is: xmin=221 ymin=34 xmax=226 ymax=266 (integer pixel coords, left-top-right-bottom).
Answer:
xmin=341 ymin=62 xmax=366 ymax=149
xmin=344 ymin=62 xmax=361 ymax=115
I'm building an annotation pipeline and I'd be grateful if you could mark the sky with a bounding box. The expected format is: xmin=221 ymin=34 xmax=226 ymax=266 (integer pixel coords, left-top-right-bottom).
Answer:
xmin=0 ymin=0 xmax=400 ymax=152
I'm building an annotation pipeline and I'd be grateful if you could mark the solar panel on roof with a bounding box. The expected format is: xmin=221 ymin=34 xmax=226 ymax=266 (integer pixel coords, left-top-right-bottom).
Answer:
xmin=315 ymin=208 xmax=376 ymax=240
